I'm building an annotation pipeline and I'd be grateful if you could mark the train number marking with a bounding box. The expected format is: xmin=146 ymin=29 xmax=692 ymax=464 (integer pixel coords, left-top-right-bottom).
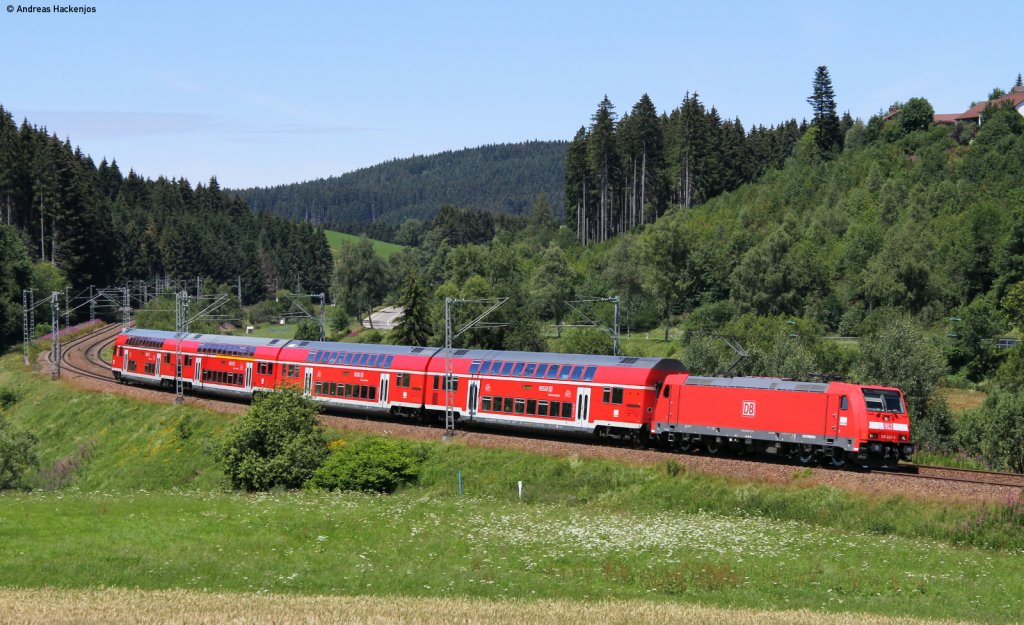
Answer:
xmin=742 ymin=401 xmax=756 ymax=417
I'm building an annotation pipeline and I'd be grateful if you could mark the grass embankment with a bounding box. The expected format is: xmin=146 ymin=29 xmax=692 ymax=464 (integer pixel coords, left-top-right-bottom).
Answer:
xmin=1 ymin=351 xmax=1023 ymax=623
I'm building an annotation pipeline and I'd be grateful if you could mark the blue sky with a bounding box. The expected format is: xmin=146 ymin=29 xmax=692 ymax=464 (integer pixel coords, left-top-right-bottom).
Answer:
xmin=2 ymin=0 xmax=1021 ymax=189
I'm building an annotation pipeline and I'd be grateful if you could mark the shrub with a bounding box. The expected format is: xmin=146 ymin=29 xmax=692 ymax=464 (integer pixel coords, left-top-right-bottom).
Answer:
xmin=306 ymin=436 xmax=427 ymax=493
xmin=0 ymin=415 xmax=38 ymax=490
xmin=219 ymin=388 xmax=329 ymax=491
xmin=359 ymin=329 xmax=383 ymax=344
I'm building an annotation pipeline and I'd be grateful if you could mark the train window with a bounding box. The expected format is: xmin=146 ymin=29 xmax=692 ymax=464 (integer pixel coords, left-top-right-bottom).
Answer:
xmin=526 ymin=399 xmax=536 ymax=415
xmin=267 ymin=363 xmax=274 ymax=375
xmin=384 ymin=355 xmax=394 ymax=368
xmin=359 ymin=386 xmax=368 ymax=399
xmin=534 ymin=364 xmax=547 ymax=378
xmin=184 ymin=355 xmax=192 ymax=366
xmin=524 ymin=363 xmax=536 ymax=377
xmin=512 ymin=363 xmax=524 ymax=376
xmin=503 ymin=397 xmax=513 ymax=413
xmin=563 ymin=402 xmax=574 ymax=419
xmin=127 ymin=360 xmax=136 ymax=372
xmin=469 ymin=360 xmax=481 ymax=375
xmin=663 ymin=385 xmax=670 ymax=398
xmin=144 ymin=362 xmax=156 ymax=375
xmin=549 ymin=401 xmax=560 ymax=418
xmin=583 ymin=366 xmax=596 ymax=381
xmin=369 ymin=387 xmax=376 ymax=400
xmin=863 ymin=389 xmax=904 ymax=413
xmin=315 ymin=382 xmax=322 ymax=395
xmin=570 ymin=366 xmax=584 ymax=381
xmin=602 ymin=387 xmax=611 ymax=403
xmin=163 ymin=353 xmax=171 ymax=364
xmin=500 ymin=362 xmax=514 ymax=376
xmin=545 ymin=365 xmax=558 ymax=380
xmin=482 ymin=397 xmax=492 ymax=411
xmin=558 ymin=365 xmax=572 ymax=380
xmin=840 ymin=396 xmax=848 ymax=410
xmin=492 ymin=396 xmax=502 ymax=412
xmin=612 ymin=388 xmax=623 ymax=404
xmin=538 ymin=400 xmax=548 ymax=416
xmin=326 ymin=382 xmax=334 ymax=396
xmin=514 ymin=398 xmax=525 ymax=414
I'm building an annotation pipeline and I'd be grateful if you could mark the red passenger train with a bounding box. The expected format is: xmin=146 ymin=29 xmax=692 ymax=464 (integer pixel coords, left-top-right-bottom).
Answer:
xmin=111 ymin=328 xmax=915 ymax=466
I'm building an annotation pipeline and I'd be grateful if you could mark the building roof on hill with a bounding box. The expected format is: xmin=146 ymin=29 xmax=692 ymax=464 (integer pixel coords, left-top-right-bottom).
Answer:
xmin=934 ymin=85 xmax=1024 ymax=124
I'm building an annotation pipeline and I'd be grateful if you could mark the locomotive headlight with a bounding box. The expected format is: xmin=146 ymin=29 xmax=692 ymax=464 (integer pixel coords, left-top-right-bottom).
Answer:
xmin=869 ymin=433 xmax=878 ymax=439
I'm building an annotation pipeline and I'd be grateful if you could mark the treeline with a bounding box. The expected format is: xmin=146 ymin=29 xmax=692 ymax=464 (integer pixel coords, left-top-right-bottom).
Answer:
xmin=0 ymin=105 xmax=332 ymax=349
xmin=231 ymin=141 xmax=567 ymax=238
xmin=565 ymin=93 xmax=816 ymax=244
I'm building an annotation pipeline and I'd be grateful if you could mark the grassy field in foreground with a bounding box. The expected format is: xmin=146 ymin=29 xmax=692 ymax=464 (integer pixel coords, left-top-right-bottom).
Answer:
xmin=325 ymin=229 xmax=405 ymax=259
xmin=1 ymin=489 xmax=1022 ymax=623
xmin=3 ymin=349 xmax=1024 ymax=623
xmin=0 ymin=588 xmax=986 ymax=625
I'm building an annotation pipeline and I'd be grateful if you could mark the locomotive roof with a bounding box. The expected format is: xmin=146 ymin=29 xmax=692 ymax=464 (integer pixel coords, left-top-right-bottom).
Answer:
xmin=684 ymin=376 xmax=829 ymax=393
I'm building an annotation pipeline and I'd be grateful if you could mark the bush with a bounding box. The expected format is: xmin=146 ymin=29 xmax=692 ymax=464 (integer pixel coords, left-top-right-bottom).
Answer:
xmin=0 ymin=415 xmax=38 ymax=490
xmin=306 ymin=436 xmax=427 ymax=493
xmin=359 ymin=329 xmax=383 ymax=344
xmin=957 ymin=389 xmax=1024 ymax=472
xmin=219 ymin=388 xmax=329 ymax=491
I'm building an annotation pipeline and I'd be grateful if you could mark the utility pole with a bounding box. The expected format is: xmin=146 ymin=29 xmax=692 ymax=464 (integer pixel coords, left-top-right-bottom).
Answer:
xmin=89 ymin=285 xmax=96 ymax=323
xmin=64 ymin=286 xmax=70 ymax=328
xmin=51 ymin=291 xmax=60 ymax=380
xmin=22 ymin=289 xmax=31 ymax=366
xmin=564 ymin=296 xmax=622 ymax=356
xmin=318 ymin=293 xmax=326 ymax=341
xmin=174 ymin=291 xmax=189 ymax=404
xmin=443 ymin=296 xmax=508 ymax=436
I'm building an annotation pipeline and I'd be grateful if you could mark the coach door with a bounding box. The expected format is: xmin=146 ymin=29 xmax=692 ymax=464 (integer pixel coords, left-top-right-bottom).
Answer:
xmin=379 ymin=374 xmax=390 ymax=409
xmin=303 ymin=367 xmax=313 ymax=397
xmin=467 ymin=380 xmax=480 ymax=419
xmin=245 ymin=362 xmax=253 ymax=392
xmin=575 ymin=387 xmax=591 ymax=427
xmin=194 ymin=357 xmax=202 ymax=388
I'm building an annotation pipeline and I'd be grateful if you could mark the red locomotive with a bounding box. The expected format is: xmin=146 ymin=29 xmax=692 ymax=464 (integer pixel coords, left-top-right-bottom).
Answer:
xmin=111 ymin=328 xmax=914 ymax=466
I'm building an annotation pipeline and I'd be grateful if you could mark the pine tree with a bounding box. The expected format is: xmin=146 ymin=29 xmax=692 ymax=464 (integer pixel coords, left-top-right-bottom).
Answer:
xmin=587 ymin=96 xmax=619 ymax=243
xmin=807 ymin=65 xmax=842 ymax=157
xmin=1017 ymin=73 xmax=1023 ymax=88
xmin=392 ymin=270 xmax=431 ymax=346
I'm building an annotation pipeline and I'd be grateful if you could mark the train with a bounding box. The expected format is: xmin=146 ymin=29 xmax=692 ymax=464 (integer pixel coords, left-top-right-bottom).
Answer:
xmin=111 ymin=327 xmax=915 ymax=467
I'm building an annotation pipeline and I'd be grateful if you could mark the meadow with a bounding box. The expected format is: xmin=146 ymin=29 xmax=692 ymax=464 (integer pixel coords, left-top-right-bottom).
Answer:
xmin=1 ymin=350 xmax=1023 ymax=624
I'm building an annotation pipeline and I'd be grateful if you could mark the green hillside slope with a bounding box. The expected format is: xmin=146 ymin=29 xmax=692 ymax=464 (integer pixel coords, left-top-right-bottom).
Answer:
xmin=231 ymin=141 xmax=567 ymax=228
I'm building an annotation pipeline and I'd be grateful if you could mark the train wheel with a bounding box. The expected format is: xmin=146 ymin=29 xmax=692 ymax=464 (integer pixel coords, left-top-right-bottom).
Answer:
xmin=677 ymin=438 xmax=693 ymax=453
xmin=797 ymin=444 xmax=817 ymax=466
xmin=704 ymin=438 xmax=721 ymax=455
xmin=829 ymin=449 xmax=847 ymax=468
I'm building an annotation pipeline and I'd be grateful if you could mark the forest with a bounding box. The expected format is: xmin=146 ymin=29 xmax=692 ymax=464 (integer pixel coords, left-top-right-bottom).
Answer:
xmin=0 ymin=105 xmax=333 ymax=349
xmin=331 ymin=71 xmax=1024 ymax=470
xmin=231 ymin=141 xmax=567 ymax=240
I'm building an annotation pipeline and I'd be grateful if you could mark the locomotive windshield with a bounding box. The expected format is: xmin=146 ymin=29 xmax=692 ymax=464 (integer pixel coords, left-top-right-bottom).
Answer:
xmin=862 ymin=389 xmax=904 ymax=413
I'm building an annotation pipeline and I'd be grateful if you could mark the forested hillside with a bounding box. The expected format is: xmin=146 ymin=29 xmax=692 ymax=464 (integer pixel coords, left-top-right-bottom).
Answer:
xmin=231 ymin=141 xmax=567 ymax=239
xmin=565 ymin=93 xmax=811 ymax=243
xmin=341 ymin=86 xmax=1024 ymax=466
xmin=0 ymin=105 xmax=333 ymax=350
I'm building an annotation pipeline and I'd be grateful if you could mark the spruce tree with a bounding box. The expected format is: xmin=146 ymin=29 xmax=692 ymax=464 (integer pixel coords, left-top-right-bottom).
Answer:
xmin=806 ymin=65 xmax=842 ymax=156
xmin=392 ymin=270 xmax=431 ymax=346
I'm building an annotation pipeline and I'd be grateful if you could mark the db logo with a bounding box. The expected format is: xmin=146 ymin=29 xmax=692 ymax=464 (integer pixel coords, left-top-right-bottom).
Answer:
xmin=742 ymin=401 xmax=756 ymax=417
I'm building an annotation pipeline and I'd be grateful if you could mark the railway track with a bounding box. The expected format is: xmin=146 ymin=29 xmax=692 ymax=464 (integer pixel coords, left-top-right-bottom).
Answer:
xmin=48 ymin=322 xmax=125 ymax=383
xmin=898 ymin=464 xmax=1024 ymax=490
xmin=47 ymin=324 xmax=1024 ymax=499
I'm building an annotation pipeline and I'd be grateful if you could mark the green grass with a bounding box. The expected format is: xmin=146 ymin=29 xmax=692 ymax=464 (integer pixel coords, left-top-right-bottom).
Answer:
xmin=0 ymin=353 xmax=230 ymax=491
xmin=1 ymin=487 xmax=1022 ymax=622
xmin=3 ymin=349 xmax=1024 ymax=622
xmin=325 ymin=230 xmax=405 ymax=260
